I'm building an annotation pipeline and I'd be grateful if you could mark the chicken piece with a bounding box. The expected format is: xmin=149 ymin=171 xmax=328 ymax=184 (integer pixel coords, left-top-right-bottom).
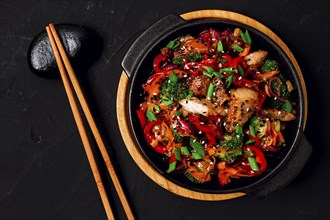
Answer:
xmin=212 ymin=77 xmax=229 ymax=106
xmin=244 ymin=50 xmax=268 ymax=67
xmin=225 ymin=88 xmax=259 ymax=132
xmin=188 ymin=75 xmax=211 ymax=97
xmin=179 ymin=97 xmax=227 ymax=117
xmin=261 ymin=109 xmax=296 ymax=121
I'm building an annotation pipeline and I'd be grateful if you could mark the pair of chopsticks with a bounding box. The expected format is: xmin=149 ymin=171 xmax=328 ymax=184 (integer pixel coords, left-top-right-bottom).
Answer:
xmin=46 ymin=23 xmax=134 ymax=220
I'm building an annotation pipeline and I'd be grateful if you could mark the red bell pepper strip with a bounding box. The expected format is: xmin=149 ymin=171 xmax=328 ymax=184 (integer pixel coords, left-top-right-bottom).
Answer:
xmin=136 ymin=109 xmax=147 ymax=129
xmin=245 ymin=129 xmax=263 ymax=149
xmin=184 ymin=62 xmax=203 ymax=77
xmin=201 ymin=53 xmax=218 ymax=66
xmin=232 ymin=77 xmax=259 ymax=89
xmin=153 ymin=54 xmax=166 ymax=73
xmin=230 ymin=57 xmax=245 ymax=68
xmin=146 ymin=72 xmax=164 ymax=85
xmin=177 ymin=119 xmax=191 ymax=133
xmin=144 ymin=120 xmax=167 ymax=154
xmin=220 ymin=54 xmax=232 ymax=68
xmin=255 ymin=90 xmax=267 ymax=114
xmin=244 ymin=145 xmax=267 ymax=173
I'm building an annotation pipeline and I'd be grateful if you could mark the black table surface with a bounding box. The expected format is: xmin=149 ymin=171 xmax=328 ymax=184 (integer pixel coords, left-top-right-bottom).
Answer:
xmin=1 ymin=0 xmax=329 ymax=219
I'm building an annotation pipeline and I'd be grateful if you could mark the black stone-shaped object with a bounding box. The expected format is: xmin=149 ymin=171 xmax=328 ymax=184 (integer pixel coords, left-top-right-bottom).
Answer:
xmin=28 ymin=24 xmax=102 ymax=78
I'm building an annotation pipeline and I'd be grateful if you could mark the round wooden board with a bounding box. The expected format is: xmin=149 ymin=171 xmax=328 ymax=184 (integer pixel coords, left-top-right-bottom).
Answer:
xmin=116 ymin=10 xmax=307 ymax=201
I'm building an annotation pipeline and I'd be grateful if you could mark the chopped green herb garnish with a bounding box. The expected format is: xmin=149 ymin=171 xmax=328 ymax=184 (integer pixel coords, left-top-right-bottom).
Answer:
xmin=232 ymin=45 xmax=244 ymax=53
xmin=146 ymin=110 xmax=157 ymax=122
xmin=166 ymin=40 xmax=179 ymax=49
xmin=207 ymin=83 xmax=215 ymax=98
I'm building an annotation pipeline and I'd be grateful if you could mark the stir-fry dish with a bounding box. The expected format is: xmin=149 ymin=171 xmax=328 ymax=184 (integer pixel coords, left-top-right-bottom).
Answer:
xmin=136 ymin=27 xmax=296 ymax=186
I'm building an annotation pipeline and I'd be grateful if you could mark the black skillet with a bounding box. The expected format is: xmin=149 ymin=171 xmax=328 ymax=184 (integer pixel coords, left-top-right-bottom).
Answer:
xmin=121 ymin=14 xmax=312 ymax=198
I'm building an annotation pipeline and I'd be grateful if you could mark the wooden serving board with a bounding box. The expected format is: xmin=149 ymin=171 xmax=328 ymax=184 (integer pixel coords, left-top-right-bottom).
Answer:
xmin=116 ymin=10 xmax=307 ymax=201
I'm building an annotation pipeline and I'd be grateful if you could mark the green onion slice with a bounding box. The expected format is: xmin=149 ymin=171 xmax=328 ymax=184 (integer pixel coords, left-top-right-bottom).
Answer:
xmin=249 ymin=125 xmax=256 ymax=137
xmin=235 ymin=125 xmax=243 ymax=134
xmin=153 ymin=104 xmax=161 ymax=112
xmin=217 ymin=40 xmax=223 ymax=52
xmin=238 ymin=64 xmax=244 ymax=77
xmin=169 ymin=71 xmax=178 ymax=84
xmin=203 ymin=71 xmax=213 ymax=78
xmin=146 ymin=110 xmax=157 ymax=121
xmin=190 ymin=138 xmax=205 ymax=157
xmin=186 ymin=92 xmax=194 ymax=98
xmin=162 ymin=99 xmax=173 ymax=106
xmin=167 ymin=161 xmax=176 ymax=173
xmin=174 ymin=111 xmax=182 ymax=116
xmin=202 ymin=65 xmax=214 ymax=73
xmin=207 ymin=83 xmax=215 ymax=98
xmin=240 ymin=31 xmax=248 ymax=44
xmin=225 ymin=74 xmax=233 ymax=88
xmin=245 ymin=30 xmax=252 ymax=45
xmin=192 ymin=152 xmax=203 ymax=160
xmin=181 ymin=146 xmax=191 ymax=156
xmin=166 ymin=40 xmax=179 ymax=49
xmin=220 ymin=67 xmax=237 ymax=73
xmin=213 ymin=71 xmax=224 ymax=78
xmin=248 ymin=157 xmax=259 ymax=171
xmin=174 ymin=147 xmax=181 ymax=161
xmin=232 ymin=45 xmax=244 ymax=53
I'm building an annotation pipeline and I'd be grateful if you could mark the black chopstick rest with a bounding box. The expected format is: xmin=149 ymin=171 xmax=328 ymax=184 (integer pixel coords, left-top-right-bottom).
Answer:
xmin=28 ymin=24 xmax=103 ymax=79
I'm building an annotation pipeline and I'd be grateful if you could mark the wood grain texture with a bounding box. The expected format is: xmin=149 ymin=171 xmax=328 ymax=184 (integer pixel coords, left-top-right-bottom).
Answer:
xmin=116 ymin=10 xmax=308 ymax=201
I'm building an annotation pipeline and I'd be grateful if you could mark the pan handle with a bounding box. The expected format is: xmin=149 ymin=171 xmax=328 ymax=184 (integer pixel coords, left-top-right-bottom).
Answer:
xmin=245 ymin=133 xmax=312 ymax=199
xmin=121 ymin=14 xmax=186 ymax=78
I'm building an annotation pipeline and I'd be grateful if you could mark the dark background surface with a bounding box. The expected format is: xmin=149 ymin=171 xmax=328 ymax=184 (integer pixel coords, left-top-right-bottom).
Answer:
xmin=1 ymin=0 xmax=329 ymax=219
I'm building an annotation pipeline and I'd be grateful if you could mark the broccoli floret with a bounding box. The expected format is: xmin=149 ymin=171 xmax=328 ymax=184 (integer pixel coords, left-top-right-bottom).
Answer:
xmin=172 ymin=52 xmax=202 ymax=66
xmin=215 ymin=149 xmax=243 ymax=162
xmin=250 ymin=116 xmax=267 ymax=139
xmin=261 ymin=59 xmax=278 ymax=72
xmin=219 ymin=133 xmax=244 ymax=151
xmin=280 ymin=84 xmax=290 ymax=99
xmin=172 ymin=56 xmax=185 ymax=65
xmin=188 ymin=52 xmax=203 ymax=62
xmin=160 ymin=77 xmax=189 ymax=103
xmin=267 ymin=98 xmax=283 ymax=109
